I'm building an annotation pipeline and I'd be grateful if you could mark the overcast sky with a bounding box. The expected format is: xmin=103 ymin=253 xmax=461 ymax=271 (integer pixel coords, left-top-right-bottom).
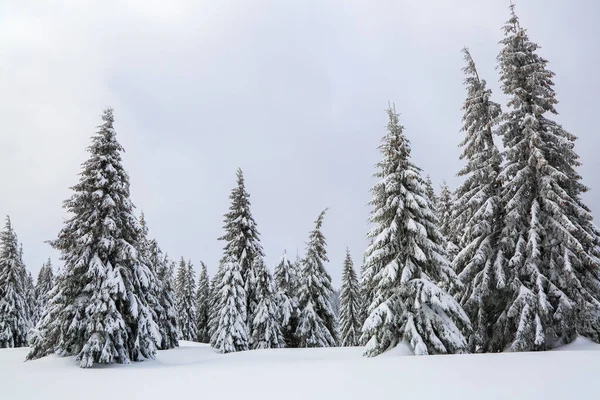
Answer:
xmin=1 ymin=0 xmax=599 ymax=287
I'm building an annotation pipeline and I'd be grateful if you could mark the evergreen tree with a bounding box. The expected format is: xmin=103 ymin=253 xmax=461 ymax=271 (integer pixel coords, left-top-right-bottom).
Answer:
xmin=452 ymin=47 xmax=505 ymax=352
xmin=296 ymin=209 xmax=337 ymax=347
xmin=208 ymin=262 xmax=223 ymax=344
xmin=274 ymin=251 xmax=299 ymax=347
xmin=34 ymin=259 xmax=54 ymax=327
xmin=249 ymin=256 xmax=284 ymax=349
xmin=438 ymin=181 xmax=460 ymax=261
xmin=291 ymin=254 xmax=303 ymax=295
xmin=176 ymin=258 xmax=197 ymax=341
xmin=492 ymin=6 xmax=600 ymax=350
xmin=195 ymin=262 xmax=210 ymax=343
xmin=218 ymin=168 xmax=264 ymax=322
xmin=339 ymin=249 xmax=362 ymax=347
xmin=361 ymin=106 xmax=470 ymax=357
xmin=24 ymin=270 xmax=36 ymax=330
xmin=138 ymin=213 xmax=175 ymax=350
xmin=0 ymin=216 xmax=29 ymax=348
xmin=27 ymin=108 xmax=160 ymax=367
xmin=153 ymin=252 xmax=179 ymax=349
xmin=425 ymin=175 xmax=438 ymax=215
xmin=212 ymin=256 xmax=248 ymax=353
xmin=358 ymin=251 xmax=371 ymax=345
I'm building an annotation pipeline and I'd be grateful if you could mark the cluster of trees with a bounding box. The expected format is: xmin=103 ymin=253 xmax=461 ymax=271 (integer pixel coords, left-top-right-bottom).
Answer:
xmin=0 ymin=5 xmax=598 ymax=367
xmin=0 ymin=217 xmax=53 ymax=348
xmin=360 ymin=5 xmax=600 ymax=356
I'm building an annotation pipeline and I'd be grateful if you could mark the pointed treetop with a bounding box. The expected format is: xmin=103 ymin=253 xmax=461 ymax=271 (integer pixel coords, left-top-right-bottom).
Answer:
xmin=236 ymin=168 xmax=245 ymax=186
xmin=314 ymin=208 xmax=328 ymax=230
xmin=461 ymin=47 xmax=480 ymax=82
xmin=102 ymin=107 xmax=115 ymax=124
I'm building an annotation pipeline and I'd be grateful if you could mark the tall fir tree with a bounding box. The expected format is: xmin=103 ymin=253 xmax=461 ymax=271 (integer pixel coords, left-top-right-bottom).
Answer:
xmin=361 ymin=106 xmax=470 ymax=357
xmin=358 ymin=251 xmax=372 ymax=345
xmin=27 ymin=109 xmax=160 ymax=367
xmin=295 ymin=209 xmax=338 ymax=347
xmin=437 ymin=181 xmax=460 ymax=261
xmin=249 ymin=256 xmax=284 ymax=349
xmin=138 ymin=213 xmax=177 ymax=350
xmin=34 ymin=258 xmax=54 ymax=327
xmin=339 ymin=249 xmax=362 ymax=347
xmin=274 ymin=251 xmax=299 ymax=347
xmin=452 ymin=47 xmax=505 ymax=352
xmin=0 ymin=216 xmax=29 ymax=348
xmin=425 ymin=175 xmax=438 ymax=215
xmin=218 ymin=168 xmax=264 ymax=326
xmin=153 ymin=252 xmax=179 ymax=349
xmin=212 ymin=256 xmax=249 ymax=353
xmin=24 ymin=270 xmax=36 ymax=331
xmin=195 ymin=262 xmax=211 ymax=343
xmin=208 ymin=262 xmax=224 ymax=344
xmin=492 ymin=6 xmax=600 ymax=351
xmin=176 ymin=258 xmax=197 ymax=341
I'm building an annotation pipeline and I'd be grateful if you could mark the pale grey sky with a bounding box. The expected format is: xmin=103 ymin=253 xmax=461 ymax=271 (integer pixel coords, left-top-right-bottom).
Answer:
xmin=1 ymin=0 xmax=598 ymax=287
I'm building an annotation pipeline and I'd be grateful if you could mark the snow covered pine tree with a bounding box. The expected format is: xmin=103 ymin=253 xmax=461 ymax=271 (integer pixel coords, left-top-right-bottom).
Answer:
xmin=492 ymin=5 xmax=600 ymax=351
xmin=339 ymin=249 xmax=362 ymax=347
xmin=208 ymin=262 xmax=224 ymax=345
xmin=152 ymin=250 xmax=179 ymax=349
xmin=195 ymin=262 xmax=211 ymax=343
xmin=26 ymin=108 xmax=160 ymax=368
xmin=212 ymin=255 xmax=249 ymax=353
xmin=34 ymin=258 xmax=54 ymax=327
xmin=249 ymin=256 xmax=284 ymax=349
xmin=274 ymin=251 xmax=299 ymax=347
xmin=217 ymin=168 xmax=265 ymax=342
xmin=0 ymin=216 xmax=30 ymax=348
xmin=437 ymin=181 xmax=460 ymax=261
xmin=176 ymin=258 xmax=197 ymax=341
xmin=139 ymin=213 xmax=178 ymax=350
xmin=452 ymin=47 xmax=505 ymax=353
xmin=361 ymin=105 xmax=470 ymax=356
xmin=296 ymin=209 xmax=338 ymax=347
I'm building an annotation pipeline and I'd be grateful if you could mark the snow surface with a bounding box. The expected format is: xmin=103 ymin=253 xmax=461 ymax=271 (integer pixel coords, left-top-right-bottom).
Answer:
xmin=2 ymin=339 xmax=600 ymax=399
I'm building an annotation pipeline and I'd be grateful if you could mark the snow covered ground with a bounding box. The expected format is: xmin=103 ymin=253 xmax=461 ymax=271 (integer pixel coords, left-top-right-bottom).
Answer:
xmin=2 ymin=338 xmax=600 ymax=399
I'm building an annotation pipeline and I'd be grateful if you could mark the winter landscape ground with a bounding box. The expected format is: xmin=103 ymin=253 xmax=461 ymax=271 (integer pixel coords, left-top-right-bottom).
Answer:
xmin=2 ymin=339 xmax=600 ymax=399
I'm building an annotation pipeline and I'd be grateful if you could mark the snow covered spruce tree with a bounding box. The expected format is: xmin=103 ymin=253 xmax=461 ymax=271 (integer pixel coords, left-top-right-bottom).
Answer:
xmin=361 ymin=106 xmax=470 ymax=357
xmin=34 ymin=258 xmax=54 ymax=326
xmin=249 ymin=256 xmax=284 ymax=349
xmin=296 ymin=209 xmax=338 ymax=347
xmin=218 ymin=169 xmax=265 ymax=335
xmin=0 ymin=216 xmax=30 ymax=348
xmin=491 ymin=6 xmax=600 ymax=351
xmin=195 ymin=262 xmax=211 ymax=343
xmin=152 ymin=251 xmax=179 ymax=349
xmin=176 ymin=258 xmax=197 ymax=341
xmin=26 ymin=108 xmax=160 ymax=367
xmin=339 ymin=249 xmax=362 ymax=347
xmin=358 ymin=251 xmax=372 ymax=345
xmin=437 ymin=181 xmax=460 ymax=261
xmin=139 ymin=213 xmax=177 ymax=350
xmin=452 ymin=47 xmax=505 ymax=352
xmin=425 ymin=175 xmax=438 ymax=215
xmin=208 ymin=262 xmax=224 ymax=343
xmin=274 ymin=251 xmax=299 ymax=347
xmin=212 ymin=256 xmax=249 ymax=353
xmin=24 ymin=270 xmax=36 ymax=329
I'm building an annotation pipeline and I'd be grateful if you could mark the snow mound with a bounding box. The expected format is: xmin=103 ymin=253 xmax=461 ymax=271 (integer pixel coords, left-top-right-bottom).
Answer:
xmin=552 ymin=336 xmax=600 ymax=352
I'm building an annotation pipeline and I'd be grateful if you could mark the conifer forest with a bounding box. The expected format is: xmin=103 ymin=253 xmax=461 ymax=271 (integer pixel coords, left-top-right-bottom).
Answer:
xmin=1 ymin=2 xmax=599 ymax=399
